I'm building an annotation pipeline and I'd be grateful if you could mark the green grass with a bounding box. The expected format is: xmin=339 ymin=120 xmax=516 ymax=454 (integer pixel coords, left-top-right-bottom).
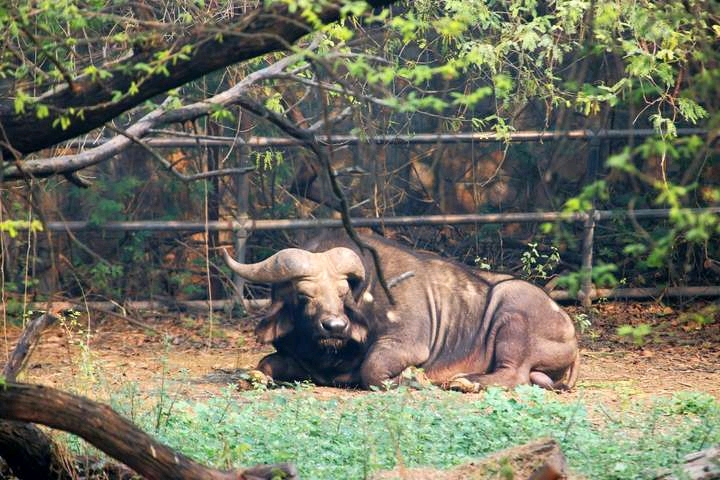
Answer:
xmin=90 ymin=385 xmax=720 ymax=479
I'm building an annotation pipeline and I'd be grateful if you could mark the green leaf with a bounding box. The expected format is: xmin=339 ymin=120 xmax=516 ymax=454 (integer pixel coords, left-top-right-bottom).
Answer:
xmin=676 ymin=98 xmax=708 ymax=124
xmin=14 ymin=90 xmax=30 ymax=114
xmin=35 ymin=103 xmax=49 ymax=119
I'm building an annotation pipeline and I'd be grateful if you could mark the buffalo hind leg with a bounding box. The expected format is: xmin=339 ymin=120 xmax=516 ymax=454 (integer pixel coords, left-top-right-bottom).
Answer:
xmin=529 ymin=371 xmax=556 ymax=390
xmin=448 ymin=313 xmax=533 ymax=392
xmin=449 ymin=367 xmax=531 ymax=393
xmin=451 ymin=367 xmax=568 ymax=392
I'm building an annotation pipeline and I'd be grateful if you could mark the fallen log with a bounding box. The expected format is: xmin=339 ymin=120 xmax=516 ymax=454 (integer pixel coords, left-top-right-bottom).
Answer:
xmin=0 ymin=382 xmax=297 ymax=480
xmin=371 ymin=437 xmax=573 ymax=480
xmin=1 ymin=311 xmax=297 ymax=480
xmin=653 ymin=444 xmax=720 ymax=480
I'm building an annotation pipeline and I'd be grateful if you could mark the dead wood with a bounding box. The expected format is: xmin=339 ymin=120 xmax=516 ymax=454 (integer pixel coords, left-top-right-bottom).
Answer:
xmin=0 ymin=420 xmax=59 ymax=480
xmin=653 ymin=444 xmax=720 ymax=480
xmin=1 ymin=311 xmax=296 ymax=480
xmin=1 ymin=311 xmax=65 ymax=479
xmin=372 ymin=437 xmax=574 ymax=480
xmin=3 ymin=312 xmax=60 ymax=382
xmin=0 ymin=382 xmax=297 ymax=480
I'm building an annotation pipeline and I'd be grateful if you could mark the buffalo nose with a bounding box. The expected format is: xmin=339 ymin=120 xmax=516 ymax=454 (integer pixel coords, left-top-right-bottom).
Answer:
xmin=320 ymin=316 xmax=347 ymax=334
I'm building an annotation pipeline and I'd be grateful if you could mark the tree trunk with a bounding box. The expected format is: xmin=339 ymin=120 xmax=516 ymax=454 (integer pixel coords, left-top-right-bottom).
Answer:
xmin=1 ymin=311 xmax=297 ymax=480
xmin=0 ymin=382 xmax=297 ymax=480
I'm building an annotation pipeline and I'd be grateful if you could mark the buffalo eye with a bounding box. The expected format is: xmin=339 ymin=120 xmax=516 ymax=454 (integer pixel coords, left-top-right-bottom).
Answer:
xmin=348 ymin=277 xmax=362 ymax=292
xmin=296 ymin=293 xmax=311 ymax=305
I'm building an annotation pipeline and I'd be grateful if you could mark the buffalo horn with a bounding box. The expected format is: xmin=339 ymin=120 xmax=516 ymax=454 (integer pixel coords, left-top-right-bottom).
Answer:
xmin=222 ymin=248 xmax=323 ymax=283
xmin=223 ymin=246 xmax=365 ymax=283
xmin=323 ymin=247 xmax=365 ymax=280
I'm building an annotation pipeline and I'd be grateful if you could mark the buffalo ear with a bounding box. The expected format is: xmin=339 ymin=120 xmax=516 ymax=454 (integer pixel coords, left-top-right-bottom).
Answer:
xmin=254 ymin=302 xmax=293 ymax=344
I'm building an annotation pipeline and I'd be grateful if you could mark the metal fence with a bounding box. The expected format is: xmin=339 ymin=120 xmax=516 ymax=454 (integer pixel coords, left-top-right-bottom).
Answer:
xmin=41 ymin=207 xmax=720 ymax=307
xmin=36 ymin=127 xmax=719 ymax=307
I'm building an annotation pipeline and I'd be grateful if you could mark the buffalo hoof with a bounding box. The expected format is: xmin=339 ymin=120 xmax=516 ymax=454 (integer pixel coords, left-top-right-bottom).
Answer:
xmin=236 ymin=369 xmax=272 ymax=391
xmin=398 ymin=366 xmax=433 ymax=389
xmin=447 ymin=376 xmax=482 ymax=393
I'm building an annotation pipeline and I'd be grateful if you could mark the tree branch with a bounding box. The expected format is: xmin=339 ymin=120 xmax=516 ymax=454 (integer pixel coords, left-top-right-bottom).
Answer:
xmin=2 ymin=312 xmax=59 ymax=383
xmin=1 ymin=51 xmax=301 ymax=180
xmin=0 ymin=0 xmax=398 ymax=160
xmin=0 ymin=382 xmax=298 ymax=480
xmin=105 ymin=123 xmax=256 ymax=182
xmin=234 ymin=94 xmax=396 ymax=304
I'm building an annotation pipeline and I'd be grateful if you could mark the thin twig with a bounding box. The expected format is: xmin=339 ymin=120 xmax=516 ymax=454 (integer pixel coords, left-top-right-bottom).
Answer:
xmin=104 ymin=123 xmax=255 ymax=182
xmin=235 ymin=92 xmax=397 ymax=304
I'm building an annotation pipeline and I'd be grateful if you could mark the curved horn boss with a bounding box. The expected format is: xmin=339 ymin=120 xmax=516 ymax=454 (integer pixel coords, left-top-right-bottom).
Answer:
xmin=222 ymin=246 xmax=364 ymax=283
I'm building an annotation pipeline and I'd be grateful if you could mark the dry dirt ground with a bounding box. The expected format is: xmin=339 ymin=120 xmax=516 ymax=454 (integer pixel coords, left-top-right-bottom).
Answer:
xmin=2 ymin=299 xmax=718 ymax=406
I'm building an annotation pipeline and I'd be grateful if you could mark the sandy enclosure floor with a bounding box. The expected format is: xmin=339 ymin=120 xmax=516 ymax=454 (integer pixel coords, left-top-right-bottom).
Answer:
xmin=2 ymin=300 xmax=719 ymax=406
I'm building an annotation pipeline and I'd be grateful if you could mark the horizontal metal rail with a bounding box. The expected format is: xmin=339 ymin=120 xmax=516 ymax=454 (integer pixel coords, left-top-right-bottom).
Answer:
xmin=40 ymin=207 xmax=720 ymax=232
xmin=4 ymin=285 xmax=717 ymax=319
xmin=66 ymin=128 xmax=710 ymax=149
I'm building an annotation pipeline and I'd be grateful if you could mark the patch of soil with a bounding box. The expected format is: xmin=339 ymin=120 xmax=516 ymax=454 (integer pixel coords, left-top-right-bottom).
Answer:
xmin=2 ymin=300 xmax=718 ymax=403
xmin=566 ymin=301 xmax=720 ymax=404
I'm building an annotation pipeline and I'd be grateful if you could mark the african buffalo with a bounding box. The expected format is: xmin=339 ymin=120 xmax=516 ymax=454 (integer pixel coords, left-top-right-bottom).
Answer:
xmin=223 ymin=233 xmax=579 ymax=391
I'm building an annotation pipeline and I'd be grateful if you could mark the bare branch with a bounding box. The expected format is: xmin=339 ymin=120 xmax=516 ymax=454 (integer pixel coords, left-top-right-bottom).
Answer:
xmin=234 ymin=93 xmax=397 ymax=303
xmin=3 ymin=312 xmax=59 ymax=383
xmin=1 ymin=51 xmax=303 ymax=181
xmin=0 ymin=0 xmax=399 ymax=159
xmin=308 ymin=106 xmax=354 ymax=132
xmin=105 ymin=123 xmax=256 ymax=182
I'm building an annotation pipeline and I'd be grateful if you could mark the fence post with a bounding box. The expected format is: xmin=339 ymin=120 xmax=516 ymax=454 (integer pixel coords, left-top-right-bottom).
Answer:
xmin=232 ymin=219 xmax=248 ymax=304
xmin=579 ymin=212 xmax=596 ymax=307
xmin=231 ymin=147 xmax=251 ymax=304
xmin=579 ymin=134 xmax=601 ymax=307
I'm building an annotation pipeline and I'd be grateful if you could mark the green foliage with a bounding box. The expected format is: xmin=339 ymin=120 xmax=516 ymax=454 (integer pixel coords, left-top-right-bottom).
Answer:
xmin=76 ymin=386 xmax=720 ymax=480
xmin=0 ymin=2 xmax=203 ymax=130
xmin=563 ymin=181 xmax=609 ymax=213
xmin=252 ymin=150 xmax=285 ymax=170
xmin=677 ymin=304 xmax=718 ymax=330
xmin=474 ymin=257 xmax=492 ymax=271
xmin=1 ymin=0 xmax=717 ymax=139
xmin=343 ymin=0 xmax=718 ymax=135
xmin=617 ymin=324 xmax=653 ymax=346
xmin=520 ymin=242 xmax=560 ymax=281
xmin=556 ymin=263 xmax=620 ymax=298
xmin=605 ymin=139 xmax=720 ymax=275
xmin=0 ymin=219 xmax=43 ymax=237
xmin=573 ymin=313 xmax=592 ymax=334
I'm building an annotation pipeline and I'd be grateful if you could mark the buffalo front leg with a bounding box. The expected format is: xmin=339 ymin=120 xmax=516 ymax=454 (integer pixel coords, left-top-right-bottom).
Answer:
xmin=359 ymin=341 xmax=430 ymax=389
xmin=256 ymin=353 xmax=312 ymax=383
